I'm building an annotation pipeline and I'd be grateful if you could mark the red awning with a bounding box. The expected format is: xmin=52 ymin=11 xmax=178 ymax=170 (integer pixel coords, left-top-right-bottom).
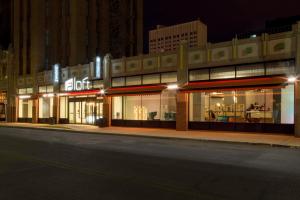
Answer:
xmin=182 ymin=76 xmax=287 ymax=92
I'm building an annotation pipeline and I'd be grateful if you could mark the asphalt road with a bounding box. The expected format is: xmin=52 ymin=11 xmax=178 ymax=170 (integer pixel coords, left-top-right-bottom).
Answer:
xmin=0 ymin=127 xmax=300 ymax=200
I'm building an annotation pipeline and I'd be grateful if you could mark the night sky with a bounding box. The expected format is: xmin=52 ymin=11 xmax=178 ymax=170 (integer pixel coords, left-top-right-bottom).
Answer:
xmin=144 ymin=0 xmax=300 ymax=51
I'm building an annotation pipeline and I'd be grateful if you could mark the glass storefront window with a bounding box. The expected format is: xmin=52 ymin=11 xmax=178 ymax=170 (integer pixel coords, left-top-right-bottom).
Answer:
xmin=161 ymin=72 xmax=177 ymax=83
xmin=189 ymin=84 xmax=294 ymax=125
xmin=19 ymin=99 xmax=33 ymax=118
xmin=112 ymin=77 xmax=125 ymax=87
xmin=126 ymin=76 xmax=142 ymax=86
xmin=210 ymin=67 xmax=235 ymax=80
xmin=60 ymin=97 xmax=68 ymax=119
xmin=236 ymin=64 xmax=265 ymax=78
xmin=39 ymin=97 xmax=54 ymax=118
xmin=142 ymin=95 xmax=160 ymax=120
xmin=124 ymin=96 xmax=143 ymax=120
xmin=142 ymin=74 xmax=160 ymax=85
xmin=112 ymin=96 xmax=123 ymax=119
xmin=189 ymin=69 xmax=209 ymax=81
xmin=112 ymin=91 xmax=177 ymax=121
xmin=161 ymin=90 xmax=177 ymax=121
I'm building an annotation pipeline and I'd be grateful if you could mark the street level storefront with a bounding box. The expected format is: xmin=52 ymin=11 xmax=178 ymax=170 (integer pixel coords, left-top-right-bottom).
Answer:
xmin=18 ymin=88 xmax=34 ymax=123
xmin=17 ymin=77 xmax=104 ymax=125
xmin=58 ymin=78 xmax=104 ymax=125
xmin=109 ymin=72 xmax=178 ymax=128
xmin=0 ymin=92 xmax=7 ymax=121
xmin=185 ymin=60 xmax=296 ymax=134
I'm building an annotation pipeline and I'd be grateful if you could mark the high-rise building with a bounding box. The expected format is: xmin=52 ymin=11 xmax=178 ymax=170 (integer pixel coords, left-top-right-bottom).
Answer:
xmin=0 ymin=0 xmax=11 ymax=49
xmin=149 ymin=20 xmax=207 ymax=53
xmin=12 ymin=0 xmax=143 ymax=75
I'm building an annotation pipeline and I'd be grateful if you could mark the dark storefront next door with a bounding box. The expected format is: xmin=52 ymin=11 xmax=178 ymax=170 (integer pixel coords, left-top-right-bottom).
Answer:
xmin=0 ymin=92 xmax=7 ymax=121
xmin=0 ymin=103 xmax=6 ymax=121
xmin=68 ymin=97 xmax=103 ymax=125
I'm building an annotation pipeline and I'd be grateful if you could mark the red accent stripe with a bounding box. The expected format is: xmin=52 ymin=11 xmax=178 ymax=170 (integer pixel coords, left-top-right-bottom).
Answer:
xmin=64 ymin=90 xmax=101 ymax=96
xmin=108 ymin=84 xmax=167 ymax=92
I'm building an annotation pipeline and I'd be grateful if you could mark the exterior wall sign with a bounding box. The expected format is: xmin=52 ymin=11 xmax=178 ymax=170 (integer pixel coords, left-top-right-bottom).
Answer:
xmin=53 ymin=64 xmax=60 ymax=83
xmin=96 ymin=56 xmax=101 ymax=79
xmin=65 ymin=77 xmax=91 ymax=91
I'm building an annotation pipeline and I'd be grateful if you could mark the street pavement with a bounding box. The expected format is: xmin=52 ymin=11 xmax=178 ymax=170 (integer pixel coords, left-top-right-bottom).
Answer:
xmin=0 ymin=127 xmax=300 ymax=200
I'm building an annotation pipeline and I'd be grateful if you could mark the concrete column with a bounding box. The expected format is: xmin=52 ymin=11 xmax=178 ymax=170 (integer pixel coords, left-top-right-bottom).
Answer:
xmin=103 ymin=96 xmax=111 ymax=127
xmin=176 ymin=92 xmax=189 ymax=131
xmin=295 ymin=22 xmax=300 ymax=137
xmin=32 ymin=98 xmax=38 ymax=123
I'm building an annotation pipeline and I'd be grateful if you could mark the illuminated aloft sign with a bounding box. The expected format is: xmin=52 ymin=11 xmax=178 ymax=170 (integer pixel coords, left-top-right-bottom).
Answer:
xmin=65 ymin=77 xmax=91 ymax=91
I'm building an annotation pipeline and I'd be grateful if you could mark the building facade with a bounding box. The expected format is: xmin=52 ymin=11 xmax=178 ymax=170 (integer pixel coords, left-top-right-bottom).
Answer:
xmin=12 ymin=0 xmax=143 ymax=73
xmin=6 ymin=20 xmax=300 ymax=137
xmin=149 ymin=20 xmax=207 ymax=53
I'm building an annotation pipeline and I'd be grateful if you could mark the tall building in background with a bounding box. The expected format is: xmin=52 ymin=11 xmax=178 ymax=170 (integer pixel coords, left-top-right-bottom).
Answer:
xmin=12 ymin=0 xmax=143 ymax=75
xmin=0 ymin=0 xmax=11 ymax=49
xmin=149 ymin=20 xmax=207 ymax=53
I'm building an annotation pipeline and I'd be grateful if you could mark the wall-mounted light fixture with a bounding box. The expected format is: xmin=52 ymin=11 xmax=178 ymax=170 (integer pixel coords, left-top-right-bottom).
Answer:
xmin=288 ymin=76 xmax=297 ymax=83
xmin=167 ymin=84 xmax=179 ymax=90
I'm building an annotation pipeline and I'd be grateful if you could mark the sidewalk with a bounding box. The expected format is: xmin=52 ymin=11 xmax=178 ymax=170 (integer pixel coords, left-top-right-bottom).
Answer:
xmin=1 ymin=122 xmax=300 ymax=148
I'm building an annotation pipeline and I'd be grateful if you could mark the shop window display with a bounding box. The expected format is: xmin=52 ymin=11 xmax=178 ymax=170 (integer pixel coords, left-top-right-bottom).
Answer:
xmin=19 ymin=99 xmax=33 ymax=118
xmin=112 ymin=91 xmax=177 ymax=121
xmin=189 ymin=84 xmax=294 ymax=124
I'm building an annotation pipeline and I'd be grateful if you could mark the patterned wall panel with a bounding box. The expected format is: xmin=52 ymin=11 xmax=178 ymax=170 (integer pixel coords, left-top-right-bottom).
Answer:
xmin=237 ymin=43 xmax=259 ymax=59
xmin=143 ymin=57 xmax=158 ymax=71
xmin=268 ymin=38 xmax=292 ymax=55
xmin=112 ymin=61 xmax=125 ymax=75
xmin=188 ymin=50 xmax=205 ymax=65
xmin=211 ymin=47 xmax=231 ymax=62
xmin=161 ymin=54 xmax=177 ymax=68
xmin=126 ymin=59 xmax=141 ymax=73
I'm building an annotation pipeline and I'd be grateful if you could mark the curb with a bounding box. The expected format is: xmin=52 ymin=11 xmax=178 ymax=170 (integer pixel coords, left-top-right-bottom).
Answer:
xmin=0 ymin=125 xmax=298 ymax=149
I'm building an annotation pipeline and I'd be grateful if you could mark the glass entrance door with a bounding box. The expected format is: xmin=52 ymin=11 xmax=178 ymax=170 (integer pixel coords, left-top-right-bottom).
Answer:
xmin=68 ymin=98 xmax=103 ymax=125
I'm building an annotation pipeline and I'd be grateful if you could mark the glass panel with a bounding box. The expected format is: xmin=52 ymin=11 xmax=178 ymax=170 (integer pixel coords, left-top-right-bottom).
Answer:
xmin=75 ymin=102 xmax=82 ymax=124
xmin=236 ymin=64 xmax=265 ymax=78
xmin=85 ymin=102 xmax=96 ymax=124
xmin=27 ymin=88 xmax=33 ymax=94
xmin=126 ymin=76 xmax=142 ymax=86
xmin=142 ymin=95 xmax=160 ymax=120
xmin=266 ymin=84 xmax=294 ymax=124
xmin=236 ymin=89 xmax=266 ymax=123
xmin=142 ymin=74 xmax=160 ymax=85
xmin=112 ymin=77 xmax=125 ymax=87
xmin=112 ymin=96 xmax=123 ymax=119
xmin=124 ymin=96 xmax=142 ymax=120
xmin=60 ymin=97 xmax=68 ymax=119
xmin=266 ymin=61 xmax=295 ymax=76
xmin=189 ymin=92 xmax=209 ymax=122
xmin=161 ymin=72 xmax=177 ymax=83
xmin=19 ymin=89 xmax=27 ymax=95
xmin=69 ymin=102 xmax=75 ymax=123
xmin=82 ymin=101 xmax=86 ymax=124
xmin=161 ymin=90 xmax=177 ymax=121
xmin=280 ymin=84 xmax=294 ymax=124
xmin=210 ymin=67 xmax=235 ymax=80
xmin=189 ymin=69 xmax=209 ymax=81
xmin=38 ymin=97 xmax=53 ymax=118
xmin=47 ymin=86 xmax=54 ymax=93
xmin=39 ymin=86 xmax=47 ymax=93
xmin=19 ymin=99 xmax=33 ymax=118
xmin=210 ymin=91 xmax=236 ymax=122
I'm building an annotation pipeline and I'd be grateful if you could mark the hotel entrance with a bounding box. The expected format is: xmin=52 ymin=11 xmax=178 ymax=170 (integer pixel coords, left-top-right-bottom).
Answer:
xmin=68 ymin=97 xmax=103 ymax=125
